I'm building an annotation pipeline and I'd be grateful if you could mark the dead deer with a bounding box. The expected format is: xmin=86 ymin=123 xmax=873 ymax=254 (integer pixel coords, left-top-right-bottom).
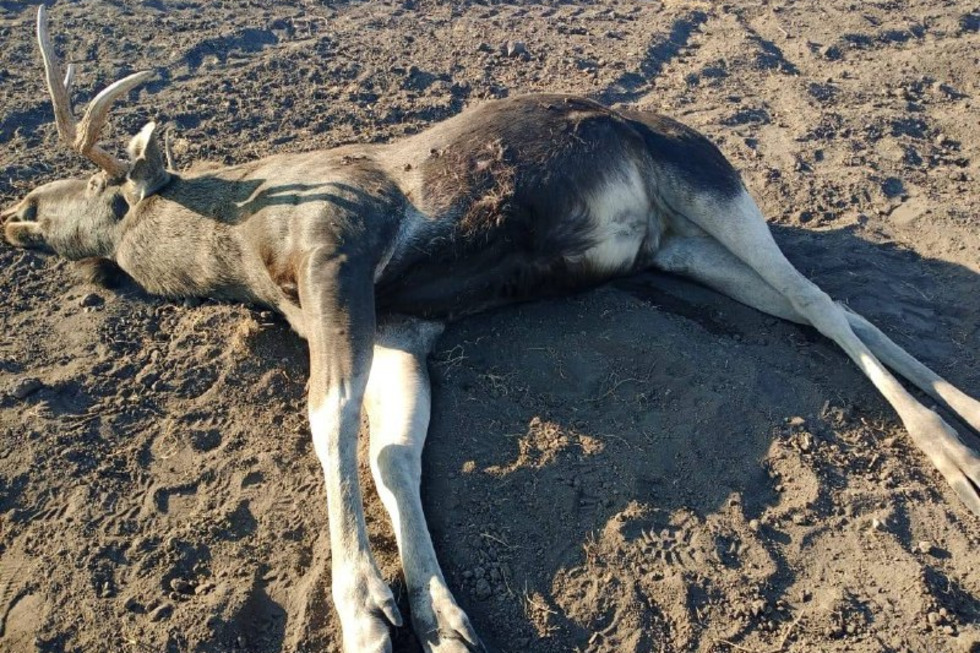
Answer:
xmin=3 ymin=7 xmax=979 ymax=652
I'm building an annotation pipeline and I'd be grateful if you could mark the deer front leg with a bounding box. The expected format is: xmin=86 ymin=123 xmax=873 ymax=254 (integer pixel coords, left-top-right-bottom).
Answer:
xmin=365 ymin=318 xmax=484 ymax=652
xmin=299 ymin=250 xmax=401 ymax=653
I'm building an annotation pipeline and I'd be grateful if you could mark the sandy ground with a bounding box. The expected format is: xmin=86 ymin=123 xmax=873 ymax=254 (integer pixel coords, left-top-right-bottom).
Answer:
xmin=1 ymin=1 xmax=979 ymax=652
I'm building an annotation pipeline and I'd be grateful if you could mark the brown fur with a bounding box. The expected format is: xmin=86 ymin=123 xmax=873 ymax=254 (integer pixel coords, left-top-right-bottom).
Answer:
xmin=73 ymin=257 xmax=128 ymax=288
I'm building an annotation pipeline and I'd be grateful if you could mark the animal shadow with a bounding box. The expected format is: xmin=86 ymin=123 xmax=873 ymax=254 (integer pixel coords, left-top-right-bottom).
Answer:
xmin=416 ymin=224 xmax=978 ymax=651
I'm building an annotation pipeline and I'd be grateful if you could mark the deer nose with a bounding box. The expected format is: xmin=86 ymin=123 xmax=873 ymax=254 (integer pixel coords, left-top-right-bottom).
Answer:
xmin=0 ymin=208 xmax=15 ymax=245
xmin=1 ymin=202 xmax=34 ymax=227
xmin=3 ymin=219 xmax=45 ymax=249
xmin=3 ymin=221 xmax=18 ymax=246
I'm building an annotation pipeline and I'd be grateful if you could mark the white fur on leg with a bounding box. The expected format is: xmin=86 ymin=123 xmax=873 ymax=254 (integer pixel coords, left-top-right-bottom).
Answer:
xmin=309 ymin=386 xmax=402 ymax=653
xmin=676 ymin=188 xmax=980 ymax=515
xmin=365 ymin=321 xmax=483 ymax=652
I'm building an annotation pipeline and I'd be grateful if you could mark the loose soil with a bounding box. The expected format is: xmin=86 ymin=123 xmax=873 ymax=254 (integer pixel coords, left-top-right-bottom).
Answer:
xmin=1 ymin=1 xmax=979 ymax=652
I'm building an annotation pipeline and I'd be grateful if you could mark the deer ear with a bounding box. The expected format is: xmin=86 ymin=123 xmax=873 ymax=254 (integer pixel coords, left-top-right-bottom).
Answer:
xmin=126 ymin=122 xmax=171 ymax=202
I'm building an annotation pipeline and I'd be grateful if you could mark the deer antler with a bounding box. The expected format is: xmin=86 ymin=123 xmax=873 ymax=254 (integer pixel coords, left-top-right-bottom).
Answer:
xmin=36 ymin=6 xmax=155 ymax=179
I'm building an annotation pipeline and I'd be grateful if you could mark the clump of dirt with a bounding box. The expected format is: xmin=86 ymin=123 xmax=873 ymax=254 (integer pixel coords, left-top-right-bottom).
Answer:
xmin=1 ymin=1 xmax=978 ymax=652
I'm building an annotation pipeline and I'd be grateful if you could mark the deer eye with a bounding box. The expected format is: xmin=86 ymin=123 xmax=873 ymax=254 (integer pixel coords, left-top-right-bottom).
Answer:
xmin=19 ymin=202 xmax=37 ymax=222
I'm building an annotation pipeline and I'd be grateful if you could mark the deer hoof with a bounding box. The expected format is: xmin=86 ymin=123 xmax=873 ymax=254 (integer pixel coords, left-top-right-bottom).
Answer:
xmin=335 ymin=568 xmax=402 ymax=653
xmin=411 ymin=584 xmax=485 ymax=652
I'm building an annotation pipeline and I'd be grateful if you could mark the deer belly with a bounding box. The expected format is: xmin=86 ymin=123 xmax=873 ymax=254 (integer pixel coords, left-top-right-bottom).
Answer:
xmin=376 ymin=244 xmax=597 ymax=319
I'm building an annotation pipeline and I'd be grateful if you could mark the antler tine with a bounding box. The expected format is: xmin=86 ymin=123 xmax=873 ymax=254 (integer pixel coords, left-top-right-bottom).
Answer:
xmin=36 ymin=6 xmax=77 ymax=145
xmin=163 ymin=124 xmax=175 ymax=170
xmin=75 ymin=70 xmax=155 ymax=155
xmin=36 ymin=6 xmax=155 ymax=179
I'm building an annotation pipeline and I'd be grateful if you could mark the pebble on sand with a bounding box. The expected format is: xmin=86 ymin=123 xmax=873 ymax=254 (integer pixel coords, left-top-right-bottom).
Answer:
xmin=11 ymin=377 xmax=43 ymax=400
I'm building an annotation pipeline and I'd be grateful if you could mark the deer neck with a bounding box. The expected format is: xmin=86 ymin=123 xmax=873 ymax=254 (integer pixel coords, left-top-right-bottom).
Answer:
xmin=113 ymin=192 xmax=250 ymax=301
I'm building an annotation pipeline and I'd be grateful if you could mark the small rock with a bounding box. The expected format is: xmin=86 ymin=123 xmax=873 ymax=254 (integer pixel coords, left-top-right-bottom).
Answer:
xmin=149 ymin=603 xmax=174 ymax=622
xmin=871 ymin=517 xmax=887 ymax=531
xmin=11 ymin=377 xmax=43 ymax=400
xmin=194 ymin=582 xmax=215 ymax=596
xmin=169 ymin=578 xmax=192 ymax=594
xmin=503 ymin=40 xmax=527 ymax=57
xmin=123 ymin=596 xmax=143 ymax=612
xmin=935 ymin=134 xmax=947 ymax=147
xmin=788 ymin=416 xmax=806 ymax=427
xmin=916 ymin=541 xmax=935 ymax=555
xmin=748 ymin=519 xmax=761 ymax=532
xmin=79 ymin=293 xmax=104 ymax=308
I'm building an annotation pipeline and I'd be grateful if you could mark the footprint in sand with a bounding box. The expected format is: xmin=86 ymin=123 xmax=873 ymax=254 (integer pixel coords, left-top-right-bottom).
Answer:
xmin=0 ymin=549 xmax=42 ymax=646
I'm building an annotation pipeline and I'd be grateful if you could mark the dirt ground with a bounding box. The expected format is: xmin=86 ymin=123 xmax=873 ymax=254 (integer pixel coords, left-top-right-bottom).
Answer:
xmin=1 ymin=0 xmax=979 ymax=651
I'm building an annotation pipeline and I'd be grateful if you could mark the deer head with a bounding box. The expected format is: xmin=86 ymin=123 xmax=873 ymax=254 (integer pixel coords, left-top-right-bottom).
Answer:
xmin=2 ymin=6 xmax=169 ymax=260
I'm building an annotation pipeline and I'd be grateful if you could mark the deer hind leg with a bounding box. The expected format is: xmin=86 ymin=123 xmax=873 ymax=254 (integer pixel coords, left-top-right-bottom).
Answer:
xmin=657 ymin=191 xmax=980 ymax=514
xmin=651 ymin=233 xmax=805 ymax=324
xmin=653 ymin=234 xmax=980 ymax=431
xmin=365 ymin=317 xmax=483 ymax=653
xmin=839 ymin=307 xmax=980 ymax=435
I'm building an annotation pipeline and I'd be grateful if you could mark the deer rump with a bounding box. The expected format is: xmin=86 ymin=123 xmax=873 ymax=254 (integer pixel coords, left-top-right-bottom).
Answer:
xmin=373 ymin=95 xmax=744 ymax=318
